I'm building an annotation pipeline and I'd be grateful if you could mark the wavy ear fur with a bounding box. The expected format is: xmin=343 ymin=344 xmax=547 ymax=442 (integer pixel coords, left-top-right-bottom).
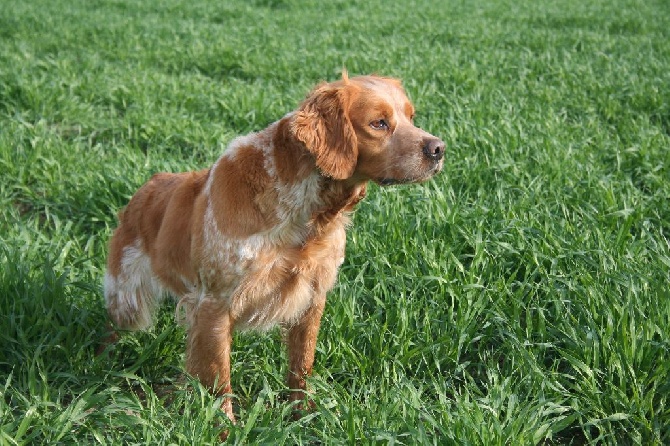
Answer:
xmin=291 ymin=82 xmax=358 ymax=180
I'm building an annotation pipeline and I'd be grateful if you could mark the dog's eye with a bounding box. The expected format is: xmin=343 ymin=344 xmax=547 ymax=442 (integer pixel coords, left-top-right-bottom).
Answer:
xmin=370 ymin=119 xmax=389 ymax=130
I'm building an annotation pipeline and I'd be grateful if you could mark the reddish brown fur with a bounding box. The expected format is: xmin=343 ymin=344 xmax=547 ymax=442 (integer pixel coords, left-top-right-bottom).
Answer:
xmin=209 ymin=145 xmax=278 ymax=238
xmin=103 ymin=73 xmax=444 ymax=428
xmin=273 ymin=118 xmax=316 ymax=183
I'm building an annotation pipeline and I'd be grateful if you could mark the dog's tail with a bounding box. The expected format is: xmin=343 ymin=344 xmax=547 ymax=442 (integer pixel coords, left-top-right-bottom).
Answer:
xmin=104 ymin=242 xmax=163 ymax=331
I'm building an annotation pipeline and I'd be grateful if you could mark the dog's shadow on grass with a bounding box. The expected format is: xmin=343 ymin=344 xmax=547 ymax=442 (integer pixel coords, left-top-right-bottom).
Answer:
xmin=1 ymin=255 xmax=184 ymax=400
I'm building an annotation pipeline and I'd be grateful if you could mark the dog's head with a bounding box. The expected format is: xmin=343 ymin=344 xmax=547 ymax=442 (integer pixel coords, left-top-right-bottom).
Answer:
xmin=291 ymin=72 xmax=444 ymax=184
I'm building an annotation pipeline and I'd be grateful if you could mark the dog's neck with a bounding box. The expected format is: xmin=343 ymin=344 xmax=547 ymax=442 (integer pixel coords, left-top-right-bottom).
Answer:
xmin=309 ymin=178 xmax=367 ymax=235
xmin=267 ymin=115 xmax=367 ymax=241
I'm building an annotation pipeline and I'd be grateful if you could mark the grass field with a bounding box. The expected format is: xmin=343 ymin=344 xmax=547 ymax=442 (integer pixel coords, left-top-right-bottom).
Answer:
xmin=1 ymin=0 xmax=669 ymax=444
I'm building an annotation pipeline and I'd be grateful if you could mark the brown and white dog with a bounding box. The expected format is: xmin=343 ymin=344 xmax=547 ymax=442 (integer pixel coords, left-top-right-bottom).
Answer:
xmin=103 ymin=73 xmax=444 ymax=422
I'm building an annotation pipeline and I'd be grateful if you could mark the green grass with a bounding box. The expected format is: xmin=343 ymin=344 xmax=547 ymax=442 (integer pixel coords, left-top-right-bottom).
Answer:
xmin=1 ymin=0 xmax=669 ymax=443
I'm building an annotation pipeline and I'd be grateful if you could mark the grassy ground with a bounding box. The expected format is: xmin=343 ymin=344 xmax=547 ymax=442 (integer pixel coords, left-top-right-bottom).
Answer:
xmin=1 ymin=0 xmax=669 ymax=444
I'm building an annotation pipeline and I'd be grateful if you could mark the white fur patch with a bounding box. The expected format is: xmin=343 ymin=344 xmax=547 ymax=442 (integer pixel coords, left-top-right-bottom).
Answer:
xmin=106 ymin=241 xmax=164 ymax=330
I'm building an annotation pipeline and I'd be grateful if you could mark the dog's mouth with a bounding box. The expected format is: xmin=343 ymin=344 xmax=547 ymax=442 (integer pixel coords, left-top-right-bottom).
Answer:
xmin=375 ymin=162 xmax=443 ymax=187
xmin=377 ymin=178 xmax=412 ymax=186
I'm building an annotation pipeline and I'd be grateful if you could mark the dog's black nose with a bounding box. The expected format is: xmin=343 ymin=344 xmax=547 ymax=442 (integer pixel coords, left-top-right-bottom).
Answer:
xmin=422 ymin=138 xmax=445 ymax=161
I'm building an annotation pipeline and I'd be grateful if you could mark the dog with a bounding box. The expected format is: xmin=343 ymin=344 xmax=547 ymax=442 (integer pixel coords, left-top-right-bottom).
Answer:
xmin=103 ymin=72 xmax=444 ymax=423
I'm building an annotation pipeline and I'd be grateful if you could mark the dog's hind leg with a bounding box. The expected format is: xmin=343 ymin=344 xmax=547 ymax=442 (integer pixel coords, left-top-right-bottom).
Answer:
xmin=98 ymin=241 xmax=164 ymax=355
xmin=104 ymin=242 xmax=164 ymax=331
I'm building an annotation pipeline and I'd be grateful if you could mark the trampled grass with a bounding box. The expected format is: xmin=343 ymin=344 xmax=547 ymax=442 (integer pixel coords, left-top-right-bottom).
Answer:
xmin=1 ymin=0 xmax=669 ymax=444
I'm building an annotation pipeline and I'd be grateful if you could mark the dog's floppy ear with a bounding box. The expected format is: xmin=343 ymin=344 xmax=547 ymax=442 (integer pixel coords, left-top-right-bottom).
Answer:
xmin=291 ymin=82 xmax=358 ymax=180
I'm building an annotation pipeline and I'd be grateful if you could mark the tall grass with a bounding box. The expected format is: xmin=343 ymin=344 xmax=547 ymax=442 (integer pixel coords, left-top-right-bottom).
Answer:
xmin=1 ymin=0 xmax=669 ymax=443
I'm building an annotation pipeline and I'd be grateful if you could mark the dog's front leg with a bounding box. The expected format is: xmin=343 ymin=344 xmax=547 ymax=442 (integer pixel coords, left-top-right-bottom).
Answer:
xmin=185 ymin=299 xmax=236 ymax=424
xmin=285 ymin=293 xmax=326 ymax=412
